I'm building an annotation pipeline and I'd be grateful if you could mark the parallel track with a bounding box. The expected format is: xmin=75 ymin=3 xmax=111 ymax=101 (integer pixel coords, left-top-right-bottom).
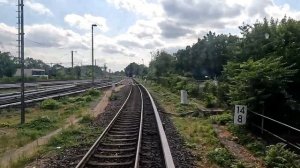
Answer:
xmin=76 ymin=82 xmax=175 ymax=168
xmin=0 ymin=80 xmax=120 ymax=109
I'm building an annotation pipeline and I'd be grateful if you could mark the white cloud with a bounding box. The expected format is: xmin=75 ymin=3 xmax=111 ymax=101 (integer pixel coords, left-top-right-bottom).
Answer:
xmin=1 ymin=0 xmax=300 ymax=71
xmin=64 ymin=14 xmax=109 ymax=32
xmin=106 ymin=0 xmax=164 ymax=18
xmin=25 ymin=0 xmax=53 ymax=16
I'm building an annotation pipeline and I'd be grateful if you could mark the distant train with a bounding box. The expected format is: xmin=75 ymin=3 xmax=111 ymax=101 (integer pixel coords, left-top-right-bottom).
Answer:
xmin=14 ymin=68 xmax=48 ymax=79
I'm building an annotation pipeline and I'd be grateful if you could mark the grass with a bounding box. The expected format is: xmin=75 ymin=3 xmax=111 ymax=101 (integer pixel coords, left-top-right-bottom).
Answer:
xmin=0 ymin=90 xmax=102 ymax=157
xmin=7 ymin=115 xmax=103 ymax=168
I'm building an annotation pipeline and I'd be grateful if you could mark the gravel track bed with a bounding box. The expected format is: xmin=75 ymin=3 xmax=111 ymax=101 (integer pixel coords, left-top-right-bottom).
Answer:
xmin=155 ymin=100 xmax=197 ymax=168
xmin=25 ymin=85 xmax=131 ymax=168
xmin=139 ymin=88 xmax=165 ymax=168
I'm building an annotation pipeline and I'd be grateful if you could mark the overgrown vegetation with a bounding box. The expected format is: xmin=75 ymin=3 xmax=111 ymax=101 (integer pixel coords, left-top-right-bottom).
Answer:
xmin=264 ymin=143 xmax=300 ymax=168
xmin=210 ymin=113 xmax=232 ymax=125
xmin=40 ymin=99 xmax=60 ymax=110
xmin=17 ymin=116 xmax=57 ymax=141
xmin=207 ymin=147 xmax=235 ymax=167
xmin=87 ymin=89 xmax=101 ymax=97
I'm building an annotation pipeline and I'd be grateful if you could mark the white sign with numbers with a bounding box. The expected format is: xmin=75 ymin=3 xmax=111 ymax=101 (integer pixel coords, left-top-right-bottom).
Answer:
xmin=234 ymin=105 xmax=247 ymax=125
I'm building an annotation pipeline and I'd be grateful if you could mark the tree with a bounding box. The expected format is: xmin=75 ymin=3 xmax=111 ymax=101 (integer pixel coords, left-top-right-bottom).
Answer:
xmin=124 ymin=62 xmax=147 ymax=77
xmin=148 ymin=51 xmax=175 ymax=78
xmin=0 ymin=52 xmax=17 ymax=77
xmin=222 ymin=57 xmax=297 ymax=114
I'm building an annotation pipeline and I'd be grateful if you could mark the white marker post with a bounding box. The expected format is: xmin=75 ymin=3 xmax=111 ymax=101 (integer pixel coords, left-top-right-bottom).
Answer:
xmin=112 ymin=83 xmax=116 ymax=92
xmin=234 ymin=105 xmax=247 ymax=125
xmin=180 ymin=90 xmax=188 ymax=104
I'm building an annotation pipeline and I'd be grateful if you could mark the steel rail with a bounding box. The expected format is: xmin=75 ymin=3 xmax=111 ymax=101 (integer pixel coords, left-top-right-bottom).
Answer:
xmin=75 ymin=85 xmax=133 ymax=168
xmin=0 ymin=81 xmax=121 ymax=109
xmin=134 ymin=85 xmax=144 ymax=168
xmin=139 ymin=83 xmax=175 ymax=168
xmin=76 ymin=82 xmax=175 ymax=168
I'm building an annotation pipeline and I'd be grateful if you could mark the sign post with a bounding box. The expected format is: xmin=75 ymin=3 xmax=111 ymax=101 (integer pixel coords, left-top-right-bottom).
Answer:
xmin=234 ymin=105 xmax=247 ymax=125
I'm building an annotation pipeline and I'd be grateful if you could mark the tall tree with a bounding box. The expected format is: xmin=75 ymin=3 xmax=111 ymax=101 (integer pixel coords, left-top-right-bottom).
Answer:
xmin=0 ymin=52 xmax=17 ymax=77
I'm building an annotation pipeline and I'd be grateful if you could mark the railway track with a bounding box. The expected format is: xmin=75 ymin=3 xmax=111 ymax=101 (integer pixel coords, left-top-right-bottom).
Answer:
xmin=0 ymin=80 xmax=121 ymax=109
xmin=76 ymin=82 xmax=175 ymax=168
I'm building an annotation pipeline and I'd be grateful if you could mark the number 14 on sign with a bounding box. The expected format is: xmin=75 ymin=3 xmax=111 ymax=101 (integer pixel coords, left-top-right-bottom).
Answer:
xmin=234 ymin=105 xmax=247 ymax=125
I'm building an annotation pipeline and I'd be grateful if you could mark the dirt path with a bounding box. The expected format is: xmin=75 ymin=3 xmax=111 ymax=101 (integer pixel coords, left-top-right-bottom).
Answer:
xmin=213 ymin=125 xmax=265 ymax=168
xmin=92 ymin=85 xmax=124 ymax=117
xmin=0 ymin=85 xmax=124 ymax=168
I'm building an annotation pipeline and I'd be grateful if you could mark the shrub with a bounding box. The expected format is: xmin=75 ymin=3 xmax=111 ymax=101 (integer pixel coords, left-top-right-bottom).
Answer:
xmin=264 ymin=143 xmax=300 ymax=168
xmin=40 ymin=99 xmax=60 ymax=110
xmin=207 ymin=147 xmax=234 ymax=167
xmin=210 ymin=113 xmax=232 ymax=125
xmin=85 ymin=95 xmax=92 ymax=102
xmin=204 ymin=93 xmax=218 ymax=108
xmin=75 ymin=97 xmax=85 ymax=102
xmin=87 ymin=89 xmax=100 ymax=97
xmin=185 ymin=83 xmax=199 ymax=97
xmin=17 ymin=116 xmax=56 ymax=140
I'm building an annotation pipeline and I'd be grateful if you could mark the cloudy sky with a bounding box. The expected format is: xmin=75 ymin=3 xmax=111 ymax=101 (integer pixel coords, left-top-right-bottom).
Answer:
xmin=0 ymin=0 xmax=299 ymax=71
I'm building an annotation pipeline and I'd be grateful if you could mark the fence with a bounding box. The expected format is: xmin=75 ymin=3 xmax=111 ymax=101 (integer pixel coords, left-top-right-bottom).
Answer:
xmin=248 ymin=109 xmax=300 ymax=151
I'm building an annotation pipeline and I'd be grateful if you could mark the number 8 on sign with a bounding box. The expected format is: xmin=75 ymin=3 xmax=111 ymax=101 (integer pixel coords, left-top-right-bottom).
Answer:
xmin=234 ymin=105 xmax=247 ymax=125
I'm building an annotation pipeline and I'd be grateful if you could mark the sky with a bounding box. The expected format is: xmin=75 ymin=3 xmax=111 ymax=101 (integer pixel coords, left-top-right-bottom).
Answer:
xmin=0 ymin=0 xmax=300 ymax=71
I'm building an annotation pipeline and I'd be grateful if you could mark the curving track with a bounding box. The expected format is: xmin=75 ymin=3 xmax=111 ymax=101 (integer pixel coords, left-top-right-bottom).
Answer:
xmin=76 ymin=82 xmax=175 ymax=168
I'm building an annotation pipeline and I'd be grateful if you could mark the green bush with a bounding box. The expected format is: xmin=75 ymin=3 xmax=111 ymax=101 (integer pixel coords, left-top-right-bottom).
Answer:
xmin=207 ymin=147 xmax=234 ymax=167
xmin=87 ymin=89 xmax=100 ymax=97
xmin=185 ymin=83 xmax=199 ymax=97
xmin=264 ymin=143 xmax=300 ymax=168
xmin=75 ymin=97 xmax=85 ymax=102
xmin=85 ymin=95 xmax=92 ymax=102
xmin=204 ymin=93 xmax=218 ymax=108
xmin=40 ymin=99 xmax=60 ymax=110
xmin=17 ymin=117 xmax=56 ymax=140
xmin=210 ymin=113 xmax=232 ymax=125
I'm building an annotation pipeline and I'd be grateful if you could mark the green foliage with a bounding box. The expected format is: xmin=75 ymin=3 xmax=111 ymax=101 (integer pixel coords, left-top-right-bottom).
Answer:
xmin=148 ymin=50 xmax=176 ymax=78
xmin=202 ymin=80 xmax=219 ymax=107
xmin=124 ymin=62 xmax=148 ymax=77
xmin=0 ymin=52 xmax=17 ymax=78
xmin=85 ymin=95 xmax=92 ymax=102
xmin=40 ymin=99 xmax=60 ymax=110
xmin=210 ymin=113 xmax=232 ymax=125
xmin=17 ymin=117 xmax=56 ymax=140
xmin=87 ymin=89 xmax=100 ymax=97
xmin=80 ymin=115 xmax=93 ymax=124
xmin=223 ymin=57 xmax=296 ymax=109
xmin=264 ymin=143 xmax=300 ymax=168
xmin=48 ymin=126 xmax=83 ymax=148
xmin=207 ymin=147 xmax=234 ymax=167
xmin=228 ymin=124 xmax=266 ymax=156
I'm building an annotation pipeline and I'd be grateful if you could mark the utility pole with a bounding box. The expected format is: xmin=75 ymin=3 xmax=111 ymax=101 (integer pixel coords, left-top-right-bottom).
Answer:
xmin=71 ymin=50 xmax=77 ymax=68
xmin=71 ymin=51 xmax=74 ymax=69
xmin=20 ymin=0 xmax=25 ymax=124
xmin=91 ymin=24 xmax=97 ymax=84
xmin=17 ymin=0 xmax=21 ymax=64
